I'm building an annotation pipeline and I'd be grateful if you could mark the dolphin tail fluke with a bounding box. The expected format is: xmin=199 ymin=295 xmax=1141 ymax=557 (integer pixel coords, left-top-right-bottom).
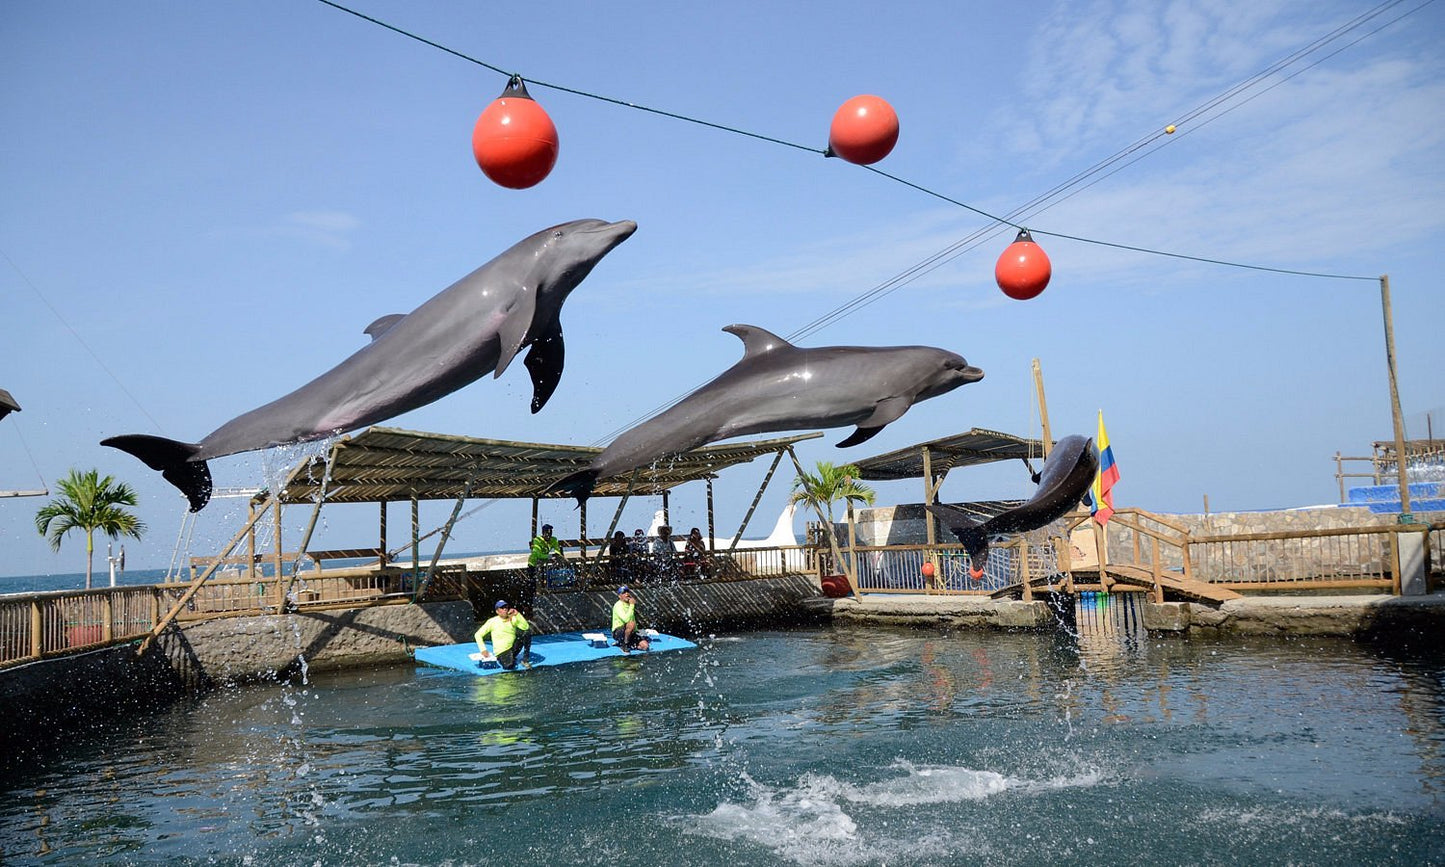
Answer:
xmin=550 ymin=469 xmax=599 ymax=505
xmin=101 ymin=434 xmax=213 ymax=512
xmin=925 ymin=504 xmax=990 ymax=577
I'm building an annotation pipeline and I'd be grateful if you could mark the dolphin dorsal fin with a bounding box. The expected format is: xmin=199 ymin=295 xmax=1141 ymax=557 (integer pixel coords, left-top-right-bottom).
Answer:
xmin=723 ymin=324 xmax=793 ymax=359
xmin=364 ymin=314 xmax=407 ymax=341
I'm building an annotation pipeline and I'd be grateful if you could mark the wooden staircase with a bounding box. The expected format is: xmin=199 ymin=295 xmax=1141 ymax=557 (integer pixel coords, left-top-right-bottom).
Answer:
xmin=990 ymin=564 xmax=1241 ymax=605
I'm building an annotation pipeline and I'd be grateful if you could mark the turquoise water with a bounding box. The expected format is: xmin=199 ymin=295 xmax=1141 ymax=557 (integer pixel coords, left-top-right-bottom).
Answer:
xmin=2 ymin=622 xmax=1443 ymax=865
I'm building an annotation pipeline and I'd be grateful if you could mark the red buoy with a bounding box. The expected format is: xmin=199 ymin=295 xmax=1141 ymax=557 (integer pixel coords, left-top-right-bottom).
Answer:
xmin=827 ymin=94 xmax=899 ymax=165
xmin=921 ymin=561 xmax=936 ymax=579
xmin=995 ymin=229 xmax=1052 ymax=300
xmin=471 ymin=77 xmax=559 ymax=190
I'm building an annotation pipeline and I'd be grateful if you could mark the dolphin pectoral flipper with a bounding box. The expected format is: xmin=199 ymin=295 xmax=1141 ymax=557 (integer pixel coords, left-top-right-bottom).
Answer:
xmin=835 ymin=426 xmax=883 ymax=448
xmin=523 ymin=320 xmax=564 ymax=414
xmin=363 ymin=314 xmax=407 ymax=341
xmin=494 ymin=290 xmax=539 ymax=378
xmin=101 ymin=434 xmax=213 ymax=512
xmin=836 ymin=396 xmax=911 ymax=447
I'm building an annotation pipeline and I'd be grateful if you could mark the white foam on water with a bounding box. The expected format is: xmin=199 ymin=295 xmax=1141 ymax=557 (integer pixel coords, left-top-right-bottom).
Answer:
xmin=684 ymin=762 xmax=1104 ymax=864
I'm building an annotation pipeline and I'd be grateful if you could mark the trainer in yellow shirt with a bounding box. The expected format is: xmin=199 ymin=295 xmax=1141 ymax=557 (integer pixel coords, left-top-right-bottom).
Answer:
xmin=475 ymin=599 xmax=533 ymax=669
xmin=610 ymin=586 xmax=650 ymax=653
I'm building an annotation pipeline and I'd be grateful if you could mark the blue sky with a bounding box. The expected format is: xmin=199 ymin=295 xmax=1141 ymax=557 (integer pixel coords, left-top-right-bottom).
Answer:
xmin=2 ymin=0 xmax=1442 ymax=577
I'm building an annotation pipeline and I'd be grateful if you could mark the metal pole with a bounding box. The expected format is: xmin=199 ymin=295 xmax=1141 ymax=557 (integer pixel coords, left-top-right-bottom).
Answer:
xmin=1380 ymin=275 xmax=1413 ymax=519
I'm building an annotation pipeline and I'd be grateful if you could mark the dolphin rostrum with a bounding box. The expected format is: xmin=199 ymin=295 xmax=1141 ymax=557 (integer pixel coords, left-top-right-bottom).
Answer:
xmin=552 ymin=324 xmax=984 ymax=503
xmin=926 ymin=434 xmax=1097 ymax=577
xmin=104 ymin=218 xmax=637 ymax=511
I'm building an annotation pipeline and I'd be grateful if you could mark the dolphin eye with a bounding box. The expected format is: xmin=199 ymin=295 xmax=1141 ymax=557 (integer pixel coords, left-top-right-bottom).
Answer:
xmin=553 ymin=231 xmax=564 ymax=239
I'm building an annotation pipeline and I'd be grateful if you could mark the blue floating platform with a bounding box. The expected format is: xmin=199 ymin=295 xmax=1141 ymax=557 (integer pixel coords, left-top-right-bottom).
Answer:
xmin=413 ymin=630 xmax=697 ymax=676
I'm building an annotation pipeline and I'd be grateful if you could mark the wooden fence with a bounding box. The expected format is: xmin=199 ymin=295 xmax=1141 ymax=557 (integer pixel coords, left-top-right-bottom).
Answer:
xmin=0 ymin=565 xmax=466 ymax=671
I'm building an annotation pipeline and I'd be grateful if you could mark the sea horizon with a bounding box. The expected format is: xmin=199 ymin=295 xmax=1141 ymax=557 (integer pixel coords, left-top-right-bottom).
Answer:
xmin=0 ymin=548 xmax=518 ymax=596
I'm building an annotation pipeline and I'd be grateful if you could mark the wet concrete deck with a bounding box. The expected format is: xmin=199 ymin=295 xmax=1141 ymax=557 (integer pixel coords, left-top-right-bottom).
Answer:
xmin=810 ymin=590 xmax=1445 ymax=638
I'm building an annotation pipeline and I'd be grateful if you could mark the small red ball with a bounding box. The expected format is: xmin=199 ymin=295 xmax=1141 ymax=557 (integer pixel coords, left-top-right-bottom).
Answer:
xmin=995 ymin=230 xmax=1052 ymax=300
xmin=828 ymin=95 xmax=899 ymax=165
xmin=921 ymin=561 xmax=936 ymax=578
xmin=472 ymin=86 xmax=559 ymax=190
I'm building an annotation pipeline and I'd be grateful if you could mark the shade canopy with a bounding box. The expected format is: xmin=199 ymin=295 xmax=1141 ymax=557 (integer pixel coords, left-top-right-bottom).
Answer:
xmin=269 ymin=426 xmax=823 ymax=506
xmin=849 ymin=427 xmax=1047 ymax=482
xmin=0 ymin=388 xmax=19 ymax=422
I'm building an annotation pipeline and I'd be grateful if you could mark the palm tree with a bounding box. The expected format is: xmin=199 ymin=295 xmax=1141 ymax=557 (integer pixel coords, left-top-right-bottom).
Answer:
xmin=35 ymin=468 xmax=146 ymax=590
xmin=789 ymin=460 xmax=876 ymax=529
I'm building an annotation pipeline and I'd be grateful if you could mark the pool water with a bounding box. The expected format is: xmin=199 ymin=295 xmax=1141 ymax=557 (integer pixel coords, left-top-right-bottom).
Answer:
xmin=2 ymin=621 xmax=1442 ymax=865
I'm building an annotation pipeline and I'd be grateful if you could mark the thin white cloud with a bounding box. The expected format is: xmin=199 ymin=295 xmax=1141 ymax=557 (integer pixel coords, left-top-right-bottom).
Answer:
xmin=271 ymin=210 xmax=362 ymax=251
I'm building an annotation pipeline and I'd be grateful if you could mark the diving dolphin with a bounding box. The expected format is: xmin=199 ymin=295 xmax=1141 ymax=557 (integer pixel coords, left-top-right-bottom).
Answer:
xmin=926 ymin=434 xmax=1097 ymax=577
xmin=552 ymin=324 xmax=984 ymax=503
xmin=103 ymin=218 xmax=637 ymax=511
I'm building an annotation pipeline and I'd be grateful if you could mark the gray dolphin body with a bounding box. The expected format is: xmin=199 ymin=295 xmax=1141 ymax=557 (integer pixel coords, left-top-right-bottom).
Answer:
xmin=926 ymin=434 xmax=1097 ymax=576
xmin=553 ymin=324 xmax=984 ymax=503
xmin=104 ymin=218 xmax=637 ymax=511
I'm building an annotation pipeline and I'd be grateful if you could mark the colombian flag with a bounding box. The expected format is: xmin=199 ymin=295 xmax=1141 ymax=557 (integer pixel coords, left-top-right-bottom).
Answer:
xmin=1090 ymin=410 xmax=1118 ymax=525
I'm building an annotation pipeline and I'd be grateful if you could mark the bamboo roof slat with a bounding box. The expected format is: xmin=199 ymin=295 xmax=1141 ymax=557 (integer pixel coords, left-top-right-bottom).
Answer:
xmin=267 ymin=427 xmax=824 ymax=505
xmin=849 ymin=428 xmax=1048 ymax=481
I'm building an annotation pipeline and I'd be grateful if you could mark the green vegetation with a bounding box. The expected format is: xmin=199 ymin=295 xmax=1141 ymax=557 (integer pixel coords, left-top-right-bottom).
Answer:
xmin=35 ymin=468 xmax=146 ymax=589
xmin=789 ymin=461 xmax=875 ymax=527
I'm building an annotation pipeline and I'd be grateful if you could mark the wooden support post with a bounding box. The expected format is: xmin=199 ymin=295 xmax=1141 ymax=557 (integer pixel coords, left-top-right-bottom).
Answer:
xmin=706 ymin=479 xmax=716 ymax=551
xmin=922 ymin=446 xmax=938 ymax=591
xmin=411 ymin=494 xmax=420 ymax=575
xmin=603 ymin=471 xmax=639 ymax=542
xmin=1379 ymin=275 xmax=1413 ymax=518
xmin=30 ymin=600 xmax=41 ymax=658
xmin=271 ymin=497 xmax=283 ymax=606
xmin=417 ymin=473 xmax=477 ymax=600
xmin=730 ymin=449 xmax=786 ymax=550
xmin=579 ymin=499 xmax=589 ymax=560
xmin=271 ymin=497 xmax=283 ymax=585
xmin=379 ymin=500 xmax=388 ymax=566
xmin=1150 ymin=536 xmax=1164 ymax=603
xmin=1093 ymin=521 xmax=1114 ymax=592
xmin=137 ymin=493 xmax=279 ymax=655
xmin=1032 ymin=358 xmax=1053 ymax=458
xmin=1019 ymin=541 xmax=1033 ymax=602
xmin=846 ymin=500 xmax=860 ymax=588
xmin=247 ymin=500 xmax=257 ymax=581
xmin=1390 ymin=530 xmax=1402 ymax=596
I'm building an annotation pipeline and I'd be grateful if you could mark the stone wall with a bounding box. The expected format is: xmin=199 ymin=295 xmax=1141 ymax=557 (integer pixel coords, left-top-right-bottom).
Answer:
xmin=1104 ymin=507 xmax=1442 ymax=588
xmin=0 ymin=601 xmax=474 ymax=770
xmin=528 ymin=574 xmax=825 ymax=634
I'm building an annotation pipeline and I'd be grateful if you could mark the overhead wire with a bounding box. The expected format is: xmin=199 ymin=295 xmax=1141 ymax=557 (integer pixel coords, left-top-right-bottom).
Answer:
xmin=310 ymin=0 xmax=1420 ymax=461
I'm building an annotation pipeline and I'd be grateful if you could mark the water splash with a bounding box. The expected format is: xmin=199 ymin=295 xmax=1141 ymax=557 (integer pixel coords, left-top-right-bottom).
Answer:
xmin=684 ymin=762 xmax=1102 ymax=864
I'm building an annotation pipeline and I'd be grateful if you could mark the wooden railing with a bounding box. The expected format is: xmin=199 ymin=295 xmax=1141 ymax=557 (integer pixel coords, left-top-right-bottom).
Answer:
xmin=0 ymin=566 xmax=466 ymax=670
xmin=848 ymin=537 xmax=1062 ymax=597
xmin=463 ymin=545 xmax=817 ymax=592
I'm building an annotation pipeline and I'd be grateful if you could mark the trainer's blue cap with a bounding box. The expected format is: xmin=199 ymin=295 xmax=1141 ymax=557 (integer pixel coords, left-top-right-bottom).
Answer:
xmin=617 ymin=586 xmax=632 ymax=596
xmin=495 ymin=599 xmax=509 ymax=609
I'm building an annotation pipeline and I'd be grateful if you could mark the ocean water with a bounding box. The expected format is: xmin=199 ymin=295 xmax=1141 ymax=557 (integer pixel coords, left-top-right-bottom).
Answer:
xmin=1 ymin=624 xmax=1443 ymax=865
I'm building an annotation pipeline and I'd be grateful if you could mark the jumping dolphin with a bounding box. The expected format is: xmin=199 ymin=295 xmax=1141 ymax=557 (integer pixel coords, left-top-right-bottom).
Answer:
xmin=103 ymin=218 xmax=637 ymax=511
xmin=552 ymin=324 xmax=984 ymax=502
xmin=926 ymin=434 xmax=1097 ymax=577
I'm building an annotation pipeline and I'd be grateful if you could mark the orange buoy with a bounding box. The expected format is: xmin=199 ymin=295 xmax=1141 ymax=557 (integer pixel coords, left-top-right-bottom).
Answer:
xmin=826 ymin=94 xmax=899 ymax=165
xmin=995 ymin=228 xmax=1052 ymax=300
xmin=921 ymin=561 xmax=936 ymax=579
xmin=472 ymin=77 xmax=559 ymax=190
